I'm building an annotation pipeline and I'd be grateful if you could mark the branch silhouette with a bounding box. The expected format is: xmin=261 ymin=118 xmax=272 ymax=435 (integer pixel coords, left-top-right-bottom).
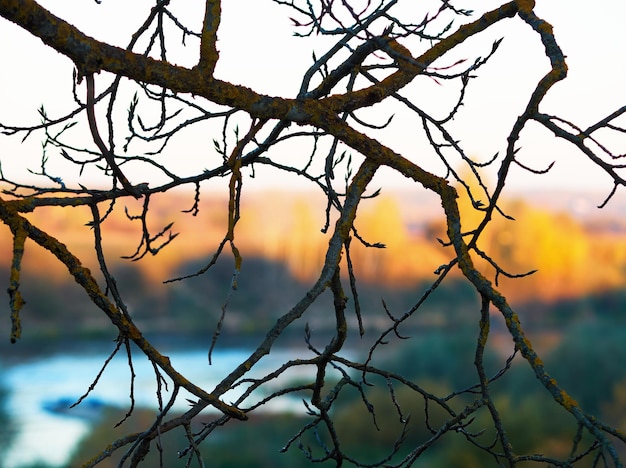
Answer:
xmin=0 ymin=0 xmax=625 ymax=466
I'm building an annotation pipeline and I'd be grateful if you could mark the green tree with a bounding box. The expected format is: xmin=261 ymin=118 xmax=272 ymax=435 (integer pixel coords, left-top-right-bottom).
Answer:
xmin=1 ymin=1 xmax=625 ymax=466
xmin=546 ymin=321 xmax=626 ymax=415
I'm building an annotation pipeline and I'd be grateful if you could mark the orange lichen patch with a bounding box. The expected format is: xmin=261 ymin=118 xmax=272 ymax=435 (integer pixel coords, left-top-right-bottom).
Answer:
xmin=199 ymin=0 xmax=221 ymax=73
xmin=477 ymin=320 xmax=490 ymax=348
xmin=525 ymin=349 xmax=544 ymax=369
xmin=557 ymin=388 xmax=579 ymax=411
xmin=536 ymin=20 xmax=553 ymax=35
xmin=515 ymin=0 xmax=536 ymax=12
xmin=524 ymin=353 xmax=580 ymax=413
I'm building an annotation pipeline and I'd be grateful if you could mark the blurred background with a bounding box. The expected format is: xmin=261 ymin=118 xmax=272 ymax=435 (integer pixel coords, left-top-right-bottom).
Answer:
xmin=1 ymin=0 xmax=626 ymax=466
xmin=1 ymin=185 xmax=626 ymax=466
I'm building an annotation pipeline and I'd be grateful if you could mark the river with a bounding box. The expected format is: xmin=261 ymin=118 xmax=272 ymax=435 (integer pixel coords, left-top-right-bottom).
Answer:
xmin=0 ymin=346 xmax=332 ymax=468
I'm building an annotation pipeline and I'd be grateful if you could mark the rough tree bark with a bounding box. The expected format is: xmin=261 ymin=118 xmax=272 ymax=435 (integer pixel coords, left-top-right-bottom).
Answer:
xmin=1 ymin=0 xmax=625 ymax=466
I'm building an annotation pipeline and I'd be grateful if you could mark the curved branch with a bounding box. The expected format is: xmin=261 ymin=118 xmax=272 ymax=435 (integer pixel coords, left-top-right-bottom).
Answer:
xmin=0 ymin=196 xmax=246 ymax=420
xmin=85 ymin=73 xmax=141 ymax=197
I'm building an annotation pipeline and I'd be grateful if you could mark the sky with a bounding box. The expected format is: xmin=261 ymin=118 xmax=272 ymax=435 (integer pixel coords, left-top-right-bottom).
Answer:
xmin=0 ymin=0 xmax=625 ymax=196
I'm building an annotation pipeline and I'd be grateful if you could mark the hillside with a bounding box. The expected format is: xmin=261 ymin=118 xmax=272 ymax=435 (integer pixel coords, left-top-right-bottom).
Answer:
xmin=2 ymin=188 xmax=625 ymax=302
xmin=0 ymin=188 xmax=626 ymax=342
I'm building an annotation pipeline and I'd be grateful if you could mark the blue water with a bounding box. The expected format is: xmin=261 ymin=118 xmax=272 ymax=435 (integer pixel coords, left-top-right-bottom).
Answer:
xmin=0 ymin=347 xmax=327 ymax=468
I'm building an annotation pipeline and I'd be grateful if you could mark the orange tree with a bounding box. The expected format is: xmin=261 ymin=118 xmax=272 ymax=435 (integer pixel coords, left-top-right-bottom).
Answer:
xmin=1 ymin=1 xmax=625 ymax=466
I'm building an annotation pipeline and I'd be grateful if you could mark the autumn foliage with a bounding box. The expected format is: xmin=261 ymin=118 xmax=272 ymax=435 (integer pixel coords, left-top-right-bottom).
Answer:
xmin=3 ymin=188 xmax=624 ymax=305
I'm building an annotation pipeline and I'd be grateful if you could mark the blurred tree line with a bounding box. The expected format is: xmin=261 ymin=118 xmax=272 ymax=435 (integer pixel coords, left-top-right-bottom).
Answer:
xmin=58 ymin=316 xmax=626 ymax=467
xmin=2 ymin=190 xmax=625 ymax=345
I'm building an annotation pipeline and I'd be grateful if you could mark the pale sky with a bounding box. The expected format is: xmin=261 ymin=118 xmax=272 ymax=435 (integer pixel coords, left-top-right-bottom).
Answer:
xmin=0 ymin=0 xmax=625 ymax=195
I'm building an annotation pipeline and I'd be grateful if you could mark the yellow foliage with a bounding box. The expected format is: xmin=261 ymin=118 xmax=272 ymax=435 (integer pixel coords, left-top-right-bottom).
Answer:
xmin=2 ymin=190 xmax=625 ymax=304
